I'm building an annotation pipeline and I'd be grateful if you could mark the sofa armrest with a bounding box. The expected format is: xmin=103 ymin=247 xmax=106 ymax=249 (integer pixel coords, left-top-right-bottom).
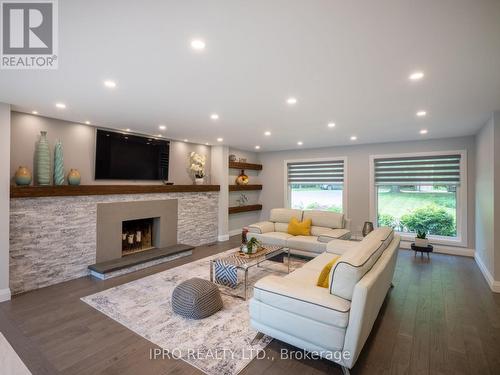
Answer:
xmin=248 ymin=221 xmax=275 ymax=234
xmin=317 ymin=229 xmax=351 ymax=243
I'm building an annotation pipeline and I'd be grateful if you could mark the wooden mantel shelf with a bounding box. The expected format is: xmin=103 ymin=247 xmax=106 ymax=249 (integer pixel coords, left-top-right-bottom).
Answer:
xmin=10 ymin=184 xmax=220 ymax=198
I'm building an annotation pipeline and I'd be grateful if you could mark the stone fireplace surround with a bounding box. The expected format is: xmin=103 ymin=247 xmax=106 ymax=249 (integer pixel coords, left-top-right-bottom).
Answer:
xmin=9 ymin=191 xmax=219 ymax=294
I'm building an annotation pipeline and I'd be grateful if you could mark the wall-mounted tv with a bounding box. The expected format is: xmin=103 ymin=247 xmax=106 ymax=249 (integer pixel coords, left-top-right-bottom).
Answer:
xmin=95 ymin=129 xmax=169 ymax=180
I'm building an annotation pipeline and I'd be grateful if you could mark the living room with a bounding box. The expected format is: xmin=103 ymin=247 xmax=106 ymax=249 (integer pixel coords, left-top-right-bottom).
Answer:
xmin=1 ymin=1 xmax=500 ymax=375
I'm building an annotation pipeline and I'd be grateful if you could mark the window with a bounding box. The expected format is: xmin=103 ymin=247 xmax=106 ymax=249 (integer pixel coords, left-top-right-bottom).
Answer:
xmin=373 ymin=153 xmax=464 ymax=240
xmin=286 ymin=159 xmax=345 ymax=213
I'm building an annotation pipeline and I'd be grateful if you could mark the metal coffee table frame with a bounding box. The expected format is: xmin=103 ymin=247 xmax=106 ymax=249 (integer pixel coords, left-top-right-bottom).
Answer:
xmin=210 ymin=246 xmax=291 ymax=300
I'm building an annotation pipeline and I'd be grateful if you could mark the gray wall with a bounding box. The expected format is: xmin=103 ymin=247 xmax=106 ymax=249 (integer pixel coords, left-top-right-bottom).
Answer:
xmin=475 ymin=116 xmax=495 ymax=278
xmin=228 ymin=147 xmax=262 ymax=234
xmin=10 ymin=112 xmax=211 ymax=185
xmin=258 ymin=136 xmax=476 ymax=249
xmin=0 ymin=103 xmax=10 ymax=301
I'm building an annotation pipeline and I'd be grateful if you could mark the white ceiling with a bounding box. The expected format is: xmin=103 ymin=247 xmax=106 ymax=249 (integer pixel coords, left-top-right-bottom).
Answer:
xmin=1 ymin=0 xmax=500 ymax=151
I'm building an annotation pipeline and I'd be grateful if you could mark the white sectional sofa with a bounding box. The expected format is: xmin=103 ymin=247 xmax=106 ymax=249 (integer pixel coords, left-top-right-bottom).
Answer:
xmin=249 ymin=227 xmax=399 ymax=373
xmin=247 ymin=208 xmax=351 ymax=257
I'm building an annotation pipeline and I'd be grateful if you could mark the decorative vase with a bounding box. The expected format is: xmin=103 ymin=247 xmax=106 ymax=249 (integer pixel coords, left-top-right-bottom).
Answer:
xmin=235 ymin=170 xmax=249 ymax=185
xmin=67 ymin=169 xmax=81 ymax=185
xmin=15 ymin=166 xmax=32 ymax=186
xmin=35 ymin=131 xmax=51 ymax=185
xmin=53 ymin=140 xmax=65 ymax=185
xmin=194 ymin=177 xmax=204 ymax=185
xmin=229 ymin=154 xmax=237 ymax=162
xmin=362 ymin=221 xmax=374 ymax=236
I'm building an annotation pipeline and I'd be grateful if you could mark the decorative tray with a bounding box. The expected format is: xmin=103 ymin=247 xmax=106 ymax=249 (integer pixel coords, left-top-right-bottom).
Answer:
xmin=237 ymin=247 xmax=267 ymax=258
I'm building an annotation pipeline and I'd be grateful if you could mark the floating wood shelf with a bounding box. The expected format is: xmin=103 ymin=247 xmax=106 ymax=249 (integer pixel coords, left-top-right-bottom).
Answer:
xmin=10 ymin=184 xmax=220 ymax=198
xmin=229 ymin=161 xmax=263 ymax=171
xmin=229 ymin=184 xmax=263 ymax=191
xmin=228 ymin=204 xmax=263 ymax=214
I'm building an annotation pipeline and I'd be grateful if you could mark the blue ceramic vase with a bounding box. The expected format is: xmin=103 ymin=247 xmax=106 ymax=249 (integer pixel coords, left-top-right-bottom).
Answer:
xmin=53 ymin=140 xmax=64 ymax=185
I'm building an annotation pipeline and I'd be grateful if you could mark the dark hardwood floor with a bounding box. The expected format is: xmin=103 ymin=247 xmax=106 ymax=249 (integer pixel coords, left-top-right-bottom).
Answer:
xmin=1 ymin=237 xmax=499 ymax=375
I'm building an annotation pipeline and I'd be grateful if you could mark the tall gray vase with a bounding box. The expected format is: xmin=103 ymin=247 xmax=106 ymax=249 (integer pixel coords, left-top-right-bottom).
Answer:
xmin=35 ymin=131 xmax=51 ymax=185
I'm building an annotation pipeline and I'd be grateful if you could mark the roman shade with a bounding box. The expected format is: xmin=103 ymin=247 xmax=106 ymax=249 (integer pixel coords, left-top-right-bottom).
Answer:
xmin=287 ymin=160 xmax=344 ymax=184
xmin=374 ymin=154 xmax=462 ymax=185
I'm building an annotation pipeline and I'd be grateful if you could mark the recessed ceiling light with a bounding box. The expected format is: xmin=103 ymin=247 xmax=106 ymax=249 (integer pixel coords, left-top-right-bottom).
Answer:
xmin=409 ymin=71 xmax=424 ymax=81
xmin=286 ymin=97 xmax=297 ymax=105
xmin=159 ymin=125 xmax=167 ymax=130
xmin=264 ymin=131 xmax=271 ymax=136
xmin=217 ymin=137 xmax=223 ymax=142
xmin=297 ymin=141 xmax=303 ymax=146
xmin=55 ymin=103 xmax=66 ymax=109
xmin=255 ymin=145 xmax=260 ymax=150
xmin=85 ymin=121 xmax=91 ymax=125
xmin=210 ymin=113 xmax=219 ymax=120
xmin=420 ymin=129 xmax=428 ymax=135
xmin=205 ymin=142 xmax=209 ymax=146
xmin=103 ymin=80 xmax=117 ymax=88
xmin=416 ymin=110 xmax=427 ymax=117
xmin=184 ymin=139 xmax=188 ymax=142
xmin=157 ymin=134 xmax=163 ymax=137
xmin=191 ymin=39 xmax=206 ymax=51
xmin=350 ymin=136 xmax=357 ymax=141
xmin=125 ymin=128 xmax=130 ymax=132
xmin=32 ymin=110 xmax=38 ymax=115
xmin=328 ymin=122 xmax=336 ymax=128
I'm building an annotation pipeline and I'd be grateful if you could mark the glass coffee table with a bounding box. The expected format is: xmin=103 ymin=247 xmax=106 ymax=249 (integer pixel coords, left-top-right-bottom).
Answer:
xmin=210 ymin=245 xmax=290 ymax=300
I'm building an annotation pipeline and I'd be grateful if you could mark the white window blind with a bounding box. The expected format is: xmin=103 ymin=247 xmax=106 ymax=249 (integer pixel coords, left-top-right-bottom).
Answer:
xmin=374 ymin=154 xmax=461 ymax=185
xmin=287 ymin=160 xmax=344 ymax=184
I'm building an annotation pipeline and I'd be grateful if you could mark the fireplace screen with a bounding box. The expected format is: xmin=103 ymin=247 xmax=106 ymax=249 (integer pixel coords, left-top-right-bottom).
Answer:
xmin=122 ymin=218 xmax=155 ymax=256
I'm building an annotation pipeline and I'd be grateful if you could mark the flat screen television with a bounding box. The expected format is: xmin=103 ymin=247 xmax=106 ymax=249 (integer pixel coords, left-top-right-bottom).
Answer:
xmin=95 ymin=129 xmax=169 ymax=180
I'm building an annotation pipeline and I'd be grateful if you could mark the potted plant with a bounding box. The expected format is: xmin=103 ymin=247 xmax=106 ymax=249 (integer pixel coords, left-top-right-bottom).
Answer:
xmin=246 ymin=237 xmax=262 ymax=254
xmin=415 ymin=229 xmax=429 ymax=247
xmin=189 ymin=152 xmax=206 ymax=184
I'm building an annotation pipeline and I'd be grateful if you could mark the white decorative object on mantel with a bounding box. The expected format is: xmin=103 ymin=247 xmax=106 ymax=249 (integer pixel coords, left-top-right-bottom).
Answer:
xmin=189 ymin=152 xmax=206 ymax=184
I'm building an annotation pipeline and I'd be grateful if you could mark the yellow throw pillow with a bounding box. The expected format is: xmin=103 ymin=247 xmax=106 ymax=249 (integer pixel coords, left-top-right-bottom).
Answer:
xmin=287 ymin=217 xmax=312 ymax=236
xmin=317 ymin=256 xmax=340 ymax=288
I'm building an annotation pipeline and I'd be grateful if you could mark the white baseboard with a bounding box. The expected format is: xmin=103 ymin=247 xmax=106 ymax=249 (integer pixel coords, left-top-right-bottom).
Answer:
xmin=399 ymin=240 xmax=474 ymax=257
xmin=0 ymin=288 xmax=11 ymax=302
xmin=474 ymin=254 xmax=500 ymax=293
xmin=228 ymin=229 xmax=241 ymax=237
xmin=218 ymin=234 xmax=230 ymax=242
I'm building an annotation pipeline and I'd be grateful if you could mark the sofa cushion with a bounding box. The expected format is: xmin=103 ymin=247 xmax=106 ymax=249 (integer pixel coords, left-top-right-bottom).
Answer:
xmin=303 ymin=210 xmax=344 ymax=229
xmin=247 ymin=232 xmax=293 ymax=247
xmin=286 ymin=235 xmax=328 ymax=254
xmin=287 ymin=217 xmax=312 ymax=236
xmin=329 ymin=228 xmax=394 ymax=300
xmin=253 ymin=275 xmax=351 ymax=328
xmin=269 ymin=208 xmax=303 ymax=223
xmin=274 ymin=222 xmax=289 ymax=233
xmin=326 ymin=239 xmax=360 ymax=255
xmin=247 ymin=221 xmax=275 ymax=234
xmin=301 ymin=252 xmax=339 ymax=272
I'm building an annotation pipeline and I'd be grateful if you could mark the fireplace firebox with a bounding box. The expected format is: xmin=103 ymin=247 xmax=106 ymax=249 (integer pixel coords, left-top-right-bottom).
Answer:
xmin=122 ymin=218 xmax=156 ymax=256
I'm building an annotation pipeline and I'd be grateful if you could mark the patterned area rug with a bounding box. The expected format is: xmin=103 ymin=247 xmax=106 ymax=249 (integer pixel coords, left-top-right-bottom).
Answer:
xmin=82 ymin=248 xmax=304 ymax=375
